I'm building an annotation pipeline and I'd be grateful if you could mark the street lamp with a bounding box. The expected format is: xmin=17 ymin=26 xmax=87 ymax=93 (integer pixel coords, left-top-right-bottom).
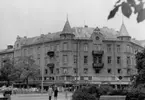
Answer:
xmin=41 ymin=34 xmax=45 ymax=93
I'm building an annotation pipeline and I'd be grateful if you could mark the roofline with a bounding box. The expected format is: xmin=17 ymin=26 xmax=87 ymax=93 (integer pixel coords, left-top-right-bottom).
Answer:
xmin=0 ymin=50 xmax=14 ymax=55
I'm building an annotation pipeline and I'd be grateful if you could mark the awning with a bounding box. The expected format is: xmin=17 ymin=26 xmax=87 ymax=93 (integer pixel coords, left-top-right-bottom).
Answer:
xmin=110 ymin=81 xmax=131 ymax=85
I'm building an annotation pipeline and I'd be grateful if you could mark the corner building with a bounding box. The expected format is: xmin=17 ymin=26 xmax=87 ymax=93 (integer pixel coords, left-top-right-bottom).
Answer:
xmin=13 ymin=19 xmax=144 ymax=88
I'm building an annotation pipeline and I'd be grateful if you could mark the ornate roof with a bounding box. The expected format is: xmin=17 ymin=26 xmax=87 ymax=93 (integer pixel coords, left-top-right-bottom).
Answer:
xmin=118 ymin=23 xmax=130 ymax=37
xmin=61 ymin=19 xmax=72 ymax=34
xmin=13 ymin=26 xmax=143 ymax=47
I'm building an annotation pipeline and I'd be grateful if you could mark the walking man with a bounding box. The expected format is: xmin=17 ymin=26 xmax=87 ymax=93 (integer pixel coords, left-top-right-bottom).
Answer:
xmin=48 ymin=86 xmax=53 ymax=100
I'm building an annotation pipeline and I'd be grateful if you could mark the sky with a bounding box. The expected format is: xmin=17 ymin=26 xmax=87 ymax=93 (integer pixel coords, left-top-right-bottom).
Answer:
xmin=0 ymin=0 xmax=145 ymax=49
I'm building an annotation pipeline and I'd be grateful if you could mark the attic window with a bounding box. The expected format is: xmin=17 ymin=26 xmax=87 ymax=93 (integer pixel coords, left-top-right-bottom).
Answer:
xmin=96 ymin=36 xmax=100 ymax=40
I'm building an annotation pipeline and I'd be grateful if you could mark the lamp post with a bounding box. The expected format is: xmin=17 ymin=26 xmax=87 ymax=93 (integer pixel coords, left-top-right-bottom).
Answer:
xmin=41 ymin=34 xmax=45 ymax=93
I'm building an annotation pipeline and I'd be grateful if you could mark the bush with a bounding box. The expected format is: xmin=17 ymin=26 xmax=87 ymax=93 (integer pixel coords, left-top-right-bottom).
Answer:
xmin=125 ymin=86 xmax=145 ymax=100
xmin=99 ymin=85 xmax=113 ymax=95
xmin=72 ymin=87 xmax=96 ymax=100
xmin=109 ymin=89 xmax=127 ymax=95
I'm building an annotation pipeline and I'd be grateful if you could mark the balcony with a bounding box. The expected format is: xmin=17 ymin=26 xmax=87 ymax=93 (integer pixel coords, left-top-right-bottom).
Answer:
xmin=47 ymin=63 xmax=54 ymax=68
xmin=92 ymin=63 xmax=104 ymax=69
xmin=47 ymin=51 xmax=55 ymax=57
xmin=92 ymin=50 xmax=104 ymax=56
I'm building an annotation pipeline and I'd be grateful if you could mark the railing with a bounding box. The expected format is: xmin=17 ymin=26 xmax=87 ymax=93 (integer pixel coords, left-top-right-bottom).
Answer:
xmin=92 ymin=50 xmax=104 ymax=56
xmin=92 ymin=63 xmax=104 ymax=68
xmin=47 ymin=51 xmax=55 ymax=57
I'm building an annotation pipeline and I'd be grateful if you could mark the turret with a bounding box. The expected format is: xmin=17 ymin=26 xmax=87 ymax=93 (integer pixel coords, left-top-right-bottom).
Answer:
xmin=117 ymin=23 xmax=131 ymax=41
xmin=60 ymin=17 xmax=75 ymax=39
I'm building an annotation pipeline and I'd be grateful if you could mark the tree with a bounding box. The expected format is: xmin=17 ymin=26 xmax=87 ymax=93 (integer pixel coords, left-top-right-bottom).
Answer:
xmin=15 ymin=56 xmax=40 ymax=88
xmin=0 ymin=58 xmax=19 ymax=86
xmin=132 ymin=49 xmax=145 ymax=87
xmin=108 ymin=0 xmax=145 ymax=23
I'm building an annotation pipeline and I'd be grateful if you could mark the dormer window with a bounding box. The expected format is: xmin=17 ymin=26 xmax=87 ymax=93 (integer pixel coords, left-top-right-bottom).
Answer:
xmin=96 ymin=36 xmax=100 ymax=40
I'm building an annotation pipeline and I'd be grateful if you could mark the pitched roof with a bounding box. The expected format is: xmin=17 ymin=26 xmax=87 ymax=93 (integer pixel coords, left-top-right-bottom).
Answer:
xmin=14 ymin=26 xmax=143 ymax=47
xmin=61 ymin=19 xmax=72 ymax=34
xmin=118 ymin=23 xmax=130 ymax=37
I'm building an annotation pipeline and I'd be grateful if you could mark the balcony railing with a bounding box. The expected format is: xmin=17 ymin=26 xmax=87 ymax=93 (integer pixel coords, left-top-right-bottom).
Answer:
xmin=47 ymin=63 xmax=54 ymax=68
xmin=92 ymin=50 xmax=104 ymax=56
xmin=92 ymin=63 xmax=104 ymax=69
xmin=47 ymin=51 xmax=55 ymax=57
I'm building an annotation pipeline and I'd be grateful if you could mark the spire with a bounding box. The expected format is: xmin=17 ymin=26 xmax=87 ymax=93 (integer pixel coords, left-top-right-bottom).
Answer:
xmin=62 ymin=15 xmax=72 ymax=34
xmin=119 ymin=22 xmax=130 ymax=37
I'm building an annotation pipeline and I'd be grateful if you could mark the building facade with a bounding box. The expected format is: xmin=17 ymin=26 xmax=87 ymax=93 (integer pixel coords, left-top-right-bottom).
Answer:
xmin=0 ymin=45 xmax=14 ymax=69
xmin=0 ymin=19 xmax=144 ymax=87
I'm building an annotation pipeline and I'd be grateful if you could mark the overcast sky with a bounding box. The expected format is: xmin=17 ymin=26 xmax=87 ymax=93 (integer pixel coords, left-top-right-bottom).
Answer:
xmin=0 ymin=0 xmax=145 ymax=49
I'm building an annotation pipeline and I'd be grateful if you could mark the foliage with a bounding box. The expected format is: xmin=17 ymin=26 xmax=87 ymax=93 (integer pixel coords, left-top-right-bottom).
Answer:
xmin=72 ymin=86 xmax=99 ymax=100
xmin=99 ymin=85 xmax=114 ymax=95
xmin=108 ymin=0 xmax=145 ymax=23
xmin=15 ymin=56 xmax=40 ymax=87
xmin=0 ymin=58 xmax=19 ymax=86
xmin=132 ymin=49 xmax=145 ymax=87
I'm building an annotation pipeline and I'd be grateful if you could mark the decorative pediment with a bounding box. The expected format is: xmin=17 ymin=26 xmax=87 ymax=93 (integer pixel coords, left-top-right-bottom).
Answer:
xmin=91 ymin=27 xmax=104 ymax=43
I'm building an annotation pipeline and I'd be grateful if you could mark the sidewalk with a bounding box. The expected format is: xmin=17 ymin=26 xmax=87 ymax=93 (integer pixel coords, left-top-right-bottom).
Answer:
xmin=11 ymin=92 xmax=73 ymax=100
xmin=12 ymin=92 xmax=72 ymax=97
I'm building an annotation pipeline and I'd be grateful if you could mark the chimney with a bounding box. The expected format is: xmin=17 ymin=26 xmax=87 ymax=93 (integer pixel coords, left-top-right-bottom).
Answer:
xmin=7 ymin=45 xmax=13 ymax=49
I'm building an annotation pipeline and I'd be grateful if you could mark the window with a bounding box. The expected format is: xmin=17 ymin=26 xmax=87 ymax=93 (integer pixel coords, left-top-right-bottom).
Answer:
xmin=28 ymin=48 xmax=33 ymax=55
xmin=56 ymin=68 xmax=59 ymax=74
xmin=50 ymin=69 xmax=54 ymax=74
xmin=127 ymin=56 xmax=130 ymax=65
xmin=37 ymin=47 xmax=40 ymax=54
xmin=74 ymin=68 xmax=77 ymax=74
xmin=56 ymin=44 xmax=59 ymax=51
xmin=84 ymin=68 xmax=88 ymax=74
xmin=117 ymin=56 xmax=121 ymax=64
xmin=56 ymin=55 xmax=59 ymax=63
xmin=98 ymin=57 xmax=102 ymax=63
xmin=96 ymin=36 xmax=100 ymax=40
xmin=63 ymin=55 xmax=68 ymax=64
xmin=84 ymin=56 xmax=88 ymax=64
xmin=17 ymin=44 xmax=19 ymax=48
xmin=107 ymin=69 xmax=112 ymax=73
xmin=45 ymin=57 xmax=47 ymax=65
xmin=94 ymin=44 xmax=101 ymax=51
xmin=50 ymin=45 xmax=53 ymax=51
xmin=107 ymin=44 xmax=111 ymax=52
xmin=45 ymin=69 xmax=48 ymax=74
xmin=74 ymin=55 xmax=77 ymax=64
xmin=63 ymin=68 xmax=68 ymax=74
xmin=84 ymin=43 xmax=88 ymax=51
xmin=38 ymin=58 xmax=40 ymax=65
xmin=126 ymin=45 xmax=130 ymax=52
xmin=73 ymin=43 xmax=77 ymax=51
xmin=37 ymin=54 xmax=40 ymax=59
xmin=63 ymin=42 xmax=68 ymax=50
xmin=24 ymin=49 xmax=27 ymax=56
xmin=118 ymin=69 xmax=121 ymax=74
xmin=107 ymin=56 xmax=111 ymax=64
xmin=117 ymin=45 xmax=120 ymax=52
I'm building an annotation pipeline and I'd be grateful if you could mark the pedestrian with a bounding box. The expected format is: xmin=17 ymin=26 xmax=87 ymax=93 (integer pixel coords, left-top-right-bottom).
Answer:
xmin=65 ymin=88 xmax=68 ymax=100
xmin=3 ymin=90 xmax=11 ymax=100
xmin=54 ymin=87 xmax=58 ymax=100
xmin=48 ymin=86 xmax=53 ymax=100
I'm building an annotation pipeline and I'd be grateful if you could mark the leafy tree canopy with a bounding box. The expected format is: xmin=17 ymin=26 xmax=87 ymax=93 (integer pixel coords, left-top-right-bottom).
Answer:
xmin=15 ymin=56 xmax=40 ymax=84
xmin=0 ymin=57 xmax=19 ymax=86
xmin=108 ymin=0 xmax=145 ymax=23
